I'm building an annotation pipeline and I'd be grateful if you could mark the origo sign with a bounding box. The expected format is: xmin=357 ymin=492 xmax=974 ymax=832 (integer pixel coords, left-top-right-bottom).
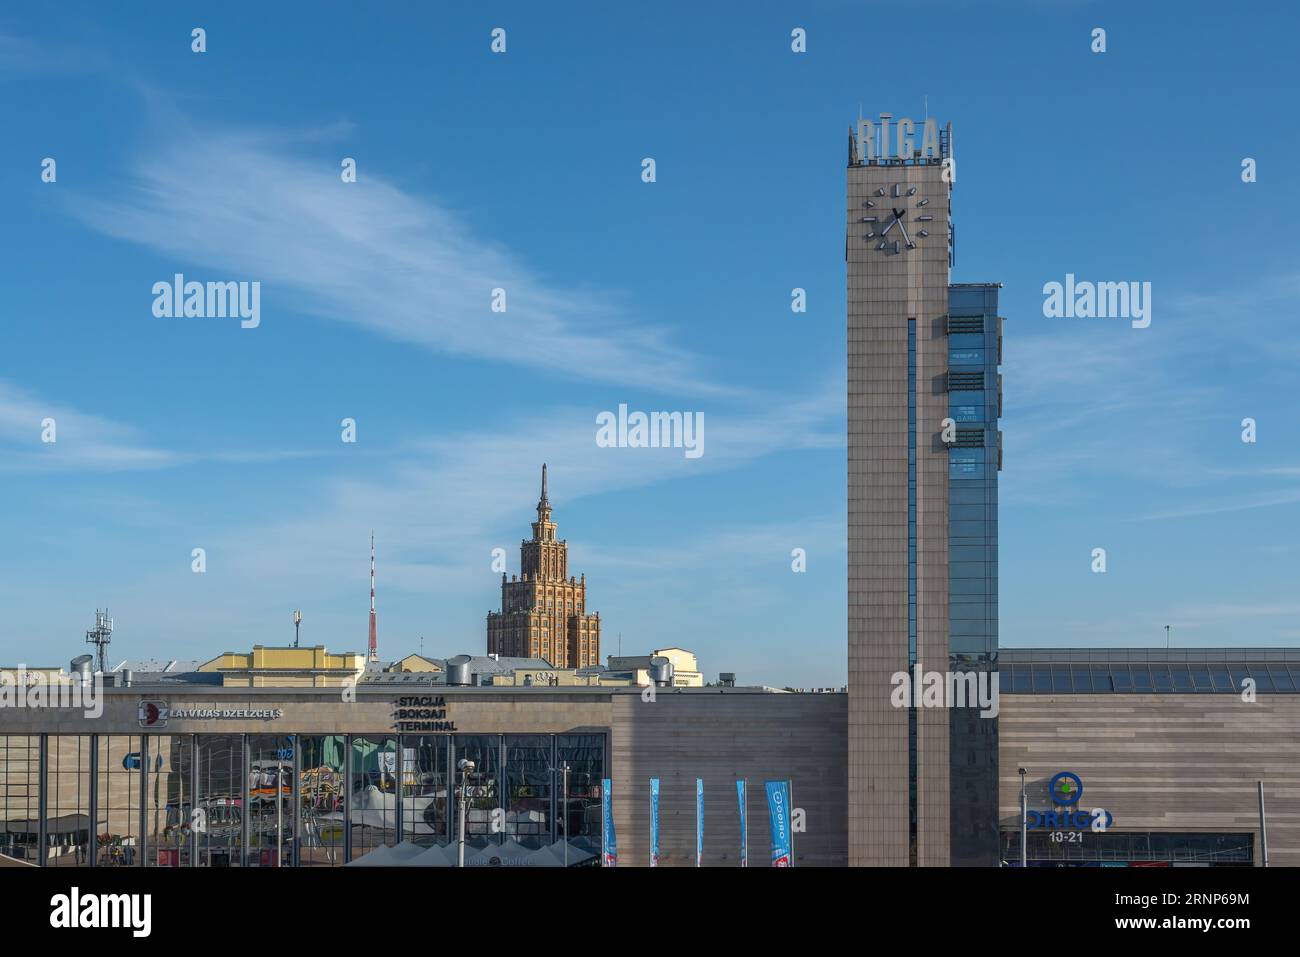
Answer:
xmin=1026 ymin=771 xmax=1114 ymax=831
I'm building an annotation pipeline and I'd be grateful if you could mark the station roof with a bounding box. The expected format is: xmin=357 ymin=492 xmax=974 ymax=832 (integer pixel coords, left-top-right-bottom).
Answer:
xmin=1000 ymin=647 xmax=1300 ymax=693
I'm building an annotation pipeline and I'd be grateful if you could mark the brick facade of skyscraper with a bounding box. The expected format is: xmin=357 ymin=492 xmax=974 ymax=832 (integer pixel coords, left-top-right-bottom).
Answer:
xmin=487 ymin=465 xmax=601 ymax=668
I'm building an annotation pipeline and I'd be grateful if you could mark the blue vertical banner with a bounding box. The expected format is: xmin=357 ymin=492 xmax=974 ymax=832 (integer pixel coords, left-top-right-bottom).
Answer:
xmin=601 ymin=777 xmax=617 ymax=867
xmin=695 ymin=778 xmax=704 ymax=867
xmin=649 ymin=777 xmax=660 ymax=867
xmin=736 ymin=779 xmax=748 ymax=868
xmin=765 ymin=779 xmax=792 ymax=867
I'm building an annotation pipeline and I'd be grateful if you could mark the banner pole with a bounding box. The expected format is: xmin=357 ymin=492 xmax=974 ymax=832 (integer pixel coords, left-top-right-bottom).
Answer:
xmin=742 ymin=778 xmax=747 ymax=868
xmin=788 ymin=778 xmax=795 ymax=867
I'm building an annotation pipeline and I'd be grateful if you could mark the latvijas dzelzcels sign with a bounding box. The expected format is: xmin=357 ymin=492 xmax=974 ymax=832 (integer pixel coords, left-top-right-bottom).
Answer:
xmin=137 ymin=699 xmax=284 ymax=727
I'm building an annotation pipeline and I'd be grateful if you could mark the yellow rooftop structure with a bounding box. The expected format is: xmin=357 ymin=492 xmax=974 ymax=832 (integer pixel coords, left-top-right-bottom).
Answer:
xmin=198 ymin=646 xmax=366 ymax=688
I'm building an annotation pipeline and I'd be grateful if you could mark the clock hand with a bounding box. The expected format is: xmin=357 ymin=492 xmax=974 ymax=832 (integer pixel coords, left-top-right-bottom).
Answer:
xmin=897 ymin=218 xmax=913 ymax=247
xmin=881 ymin=211 xmax=900 ymax=237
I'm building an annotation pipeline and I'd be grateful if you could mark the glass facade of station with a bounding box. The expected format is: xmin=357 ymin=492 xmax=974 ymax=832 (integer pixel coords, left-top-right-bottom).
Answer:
xmin=999 ymin=648 xmax=1300 ymax=694
xmin=946 ymin=284 xmax=1001 ymax=866
xmin=1000 ymin=830 xmax=1255 ymax=867
xmin=0 ymin=732 xmax=604 ymax=866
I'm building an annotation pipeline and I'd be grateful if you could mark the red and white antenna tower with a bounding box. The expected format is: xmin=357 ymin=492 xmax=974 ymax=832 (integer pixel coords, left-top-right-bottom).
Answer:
xmin=368 ymin=531 xmax=379 ymax=663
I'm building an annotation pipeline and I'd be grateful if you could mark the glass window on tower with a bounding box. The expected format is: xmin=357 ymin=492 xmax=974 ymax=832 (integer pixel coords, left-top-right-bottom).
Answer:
xmin=947 ymin=283 xmax=1001 ymax=868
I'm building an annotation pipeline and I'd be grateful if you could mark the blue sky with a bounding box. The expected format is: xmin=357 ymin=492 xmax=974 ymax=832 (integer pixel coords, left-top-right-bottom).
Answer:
xmin=1 ymin=2 xmax=1298 ymax=687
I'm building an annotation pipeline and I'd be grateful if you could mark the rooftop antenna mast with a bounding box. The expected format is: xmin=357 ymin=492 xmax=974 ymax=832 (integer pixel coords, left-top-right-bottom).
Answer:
xmin=368 ymin=532 xmax=379 ymax=663
xmin=85 ymin=609 xmax=113 ymax=674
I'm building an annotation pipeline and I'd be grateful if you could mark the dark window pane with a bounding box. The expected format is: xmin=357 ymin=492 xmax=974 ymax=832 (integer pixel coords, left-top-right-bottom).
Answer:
xmin=503 ymin=735 xmax=553 ymax=848
xmin=1170 ymin=667 xmax=1193 ymax=691
xmin=1052 ymin=668 xmax=1072 ymax=692
xmin=556 ymin=734 xmax=604 ymax=851
xmin=453 ymin=735 xmax=502 ymax=845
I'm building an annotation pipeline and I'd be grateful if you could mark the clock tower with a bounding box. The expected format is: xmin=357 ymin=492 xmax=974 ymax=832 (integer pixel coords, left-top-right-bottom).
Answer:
xmin=847 ymin=114 xmax=1001 ymax=867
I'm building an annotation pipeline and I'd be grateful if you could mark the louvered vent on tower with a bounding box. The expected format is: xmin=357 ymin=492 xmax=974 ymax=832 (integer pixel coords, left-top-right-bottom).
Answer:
xmin=947 ymin=370 xmax=985 ymax=391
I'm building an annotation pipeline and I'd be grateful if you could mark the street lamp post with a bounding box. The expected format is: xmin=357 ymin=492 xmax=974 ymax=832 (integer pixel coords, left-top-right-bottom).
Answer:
xmin=275 ymin=759 xmax=289 ymax=868
xmin=1259 ymin=780 xmax=1269 ymax=867
xmin=457 ymin=759 xmax=475 ymax=868
xmin=562 ymin=761 xmax=570 ymax=869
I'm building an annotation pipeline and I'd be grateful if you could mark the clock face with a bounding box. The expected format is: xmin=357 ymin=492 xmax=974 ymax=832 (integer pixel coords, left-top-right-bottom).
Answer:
xmin=858 ymin=182 xmax=937 ymax=254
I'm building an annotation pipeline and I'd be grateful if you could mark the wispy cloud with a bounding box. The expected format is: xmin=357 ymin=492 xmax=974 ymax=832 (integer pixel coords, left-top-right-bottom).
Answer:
xmin=68 ymin=120 xmax=741 ymax=398
xmin=1137 ymin=488 xmax=1300 ymax=522
xmin=0 ymin=380 xmax=178 ymax=472
xmin=0 ymin=380 xmax=323 ymax=474
xmin=71 ymin=387 xmax=842 ymax=652
xmin=1002 ymin=270 xmax=1300 ymax=511
xmin=590 ymin=517 xmax=844 ymax=583
xmin=207 ymin=382 xmax=844 ymax=586
xmin=0 ymin=28 xmax=110 ymax=74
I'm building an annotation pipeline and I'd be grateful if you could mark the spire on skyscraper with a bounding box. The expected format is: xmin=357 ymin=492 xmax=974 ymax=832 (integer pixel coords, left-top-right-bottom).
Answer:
xmin=536 ymin=462 xmax=553 ymax=527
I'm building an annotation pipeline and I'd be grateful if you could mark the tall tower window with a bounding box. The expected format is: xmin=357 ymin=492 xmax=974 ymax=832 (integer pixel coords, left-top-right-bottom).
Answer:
xmin=907 ymin=316 xmax=919 ymax=867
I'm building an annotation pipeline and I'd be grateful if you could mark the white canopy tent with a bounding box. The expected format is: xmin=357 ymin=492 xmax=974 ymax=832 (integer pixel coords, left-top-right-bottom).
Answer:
xmin=344 ymin=841 xmax=427 ymax=867
xmin=403 ymin=842 xmax=458 ymax=867
xmin=343 ymin=838 xmax=594 ymax=867
xmin=464 ymin=839 xmax=536 ymax=867
xmin=531 ymin=841 xmax=596 ymax=867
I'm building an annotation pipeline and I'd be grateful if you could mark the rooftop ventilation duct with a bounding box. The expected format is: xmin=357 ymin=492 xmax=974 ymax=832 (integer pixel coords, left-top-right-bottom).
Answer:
xmin=70 ymin=655 xmax=94 ymax=685
xmin=649 ymin=656 xmax=673 ymax=688
xmin=446 ymin=655 xmax=473 ymax=687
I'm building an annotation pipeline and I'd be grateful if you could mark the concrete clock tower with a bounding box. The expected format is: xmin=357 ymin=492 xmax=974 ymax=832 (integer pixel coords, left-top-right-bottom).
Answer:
xmin=847 ymin=114 xmax=1002 ymax=867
